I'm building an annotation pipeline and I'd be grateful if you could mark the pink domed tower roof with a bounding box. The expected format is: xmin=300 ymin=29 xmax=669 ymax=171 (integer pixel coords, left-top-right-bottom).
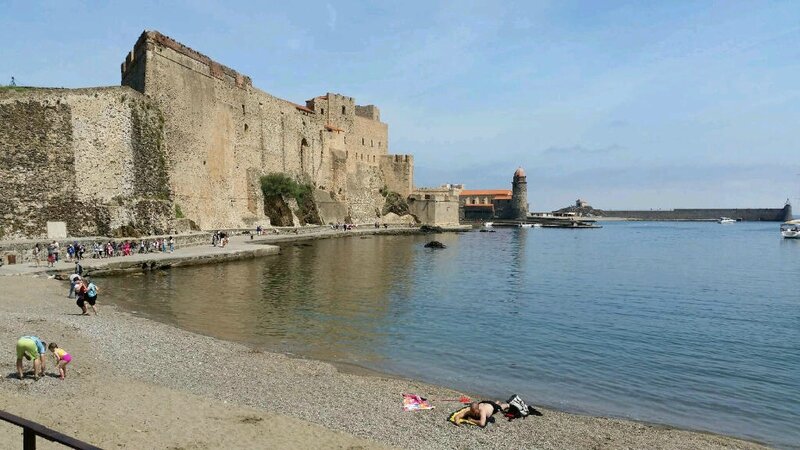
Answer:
xmin=514 ymin=167 xmax=526 ymax=177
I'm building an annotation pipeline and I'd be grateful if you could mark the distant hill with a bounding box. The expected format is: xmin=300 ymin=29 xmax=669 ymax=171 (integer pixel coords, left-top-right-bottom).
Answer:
xmin=553 ymin=205 xmax=605 ymax=216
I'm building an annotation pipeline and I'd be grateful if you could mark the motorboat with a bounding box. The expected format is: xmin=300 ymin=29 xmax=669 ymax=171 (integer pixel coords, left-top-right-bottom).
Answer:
xmin=781 ymin=220 xmax=800 ymax=239
xmin=484 ymin=222 xmax=494 ymax=228
xmin=718 ymin=217 xmax=736 ymax=224
xmin=519 ymin=223 xmax=533 ymax=228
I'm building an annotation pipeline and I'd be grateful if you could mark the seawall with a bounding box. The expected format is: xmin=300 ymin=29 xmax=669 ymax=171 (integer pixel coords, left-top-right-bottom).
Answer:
xmin=601 ymin=204 xmax=792 ymax=222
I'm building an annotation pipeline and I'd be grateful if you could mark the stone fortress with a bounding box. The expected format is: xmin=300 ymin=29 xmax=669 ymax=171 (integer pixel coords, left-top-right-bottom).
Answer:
xmin=1 ymin=30 xmax=429 ymax=240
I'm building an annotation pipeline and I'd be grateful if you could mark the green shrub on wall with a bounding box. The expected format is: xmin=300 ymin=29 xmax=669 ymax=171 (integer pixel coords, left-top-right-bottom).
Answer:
xmin=382 ymin=191 xmax=410 ymax=216
xmin=260 ymin=173 xmax=320 ymax=224
xmin=260 ymin=173 xmax=312 ymax=204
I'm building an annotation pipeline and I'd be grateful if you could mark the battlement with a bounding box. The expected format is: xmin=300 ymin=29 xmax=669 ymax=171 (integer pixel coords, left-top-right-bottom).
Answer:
xmin=355 ymin=105 xmax=380 ymax=121
xmin=387 ymin=154 xmax=411 ymax=163
xmin=121 ymin=30 xmax=252 ymax=90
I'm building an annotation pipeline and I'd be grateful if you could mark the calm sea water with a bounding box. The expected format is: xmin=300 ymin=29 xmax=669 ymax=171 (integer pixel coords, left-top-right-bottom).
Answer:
xmin=100 ymin=222 xmax=800 ymax=448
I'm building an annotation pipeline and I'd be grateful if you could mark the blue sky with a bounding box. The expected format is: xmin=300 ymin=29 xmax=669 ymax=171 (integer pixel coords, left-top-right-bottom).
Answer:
xmin=2 ymin=0 xmax=799 ymax=210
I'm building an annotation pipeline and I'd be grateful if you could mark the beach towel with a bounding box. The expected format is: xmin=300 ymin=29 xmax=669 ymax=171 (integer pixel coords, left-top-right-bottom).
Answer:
xmin=448 ymin=406 xmax=472 ymax=425
xmin=448 ymin=406 xmax=496 ymax=426
xmin=402 ymin=394 xmax=434 ymax=411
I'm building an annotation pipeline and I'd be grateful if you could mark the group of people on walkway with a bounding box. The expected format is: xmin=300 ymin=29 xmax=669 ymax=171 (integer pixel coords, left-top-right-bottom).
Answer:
xmin=331 ymin=222 xmax=359 ymax=230
xmin=14 ymin=335 xmax=72 ymax=380
xmin=32 ymin=237 xmax=176 ymax=267
xmin=211 ymin=231 xmax=229 ymax=247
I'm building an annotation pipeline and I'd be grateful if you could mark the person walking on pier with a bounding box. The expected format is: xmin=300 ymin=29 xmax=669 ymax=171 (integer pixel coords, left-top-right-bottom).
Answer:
xmin=32 ymin=243 xmax=41 ymax=267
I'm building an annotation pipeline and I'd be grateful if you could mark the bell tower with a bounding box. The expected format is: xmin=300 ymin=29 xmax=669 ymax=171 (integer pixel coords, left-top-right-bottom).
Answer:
xmin=511 ymin=167 xmax=528 ymax=220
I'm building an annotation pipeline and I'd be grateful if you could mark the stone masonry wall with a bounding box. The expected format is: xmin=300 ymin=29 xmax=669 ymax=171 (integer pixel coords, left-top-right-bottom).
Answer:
xmin=122 ymin=31 xmax=409 ymax=227
xmin=379 ymin=154 xmax=414 ymax=198
xmin=0 ymin=87 xmax=173 ymax=239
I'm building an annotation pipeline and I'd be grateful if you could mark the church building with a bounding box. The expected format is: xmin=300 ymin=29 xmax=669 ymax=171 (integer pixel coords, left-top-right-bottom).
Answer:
xmin=458 ymin=167 xmax=529 ymax=222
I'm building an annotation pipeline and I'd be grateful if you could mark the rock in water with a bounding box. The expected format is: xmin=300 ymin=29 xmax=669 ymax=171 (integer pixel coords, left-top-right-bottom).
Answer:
xmin=424 ymin=241 xmax=446 ymax=249
xmin=420 ymin=225 xmax=444 ymax=233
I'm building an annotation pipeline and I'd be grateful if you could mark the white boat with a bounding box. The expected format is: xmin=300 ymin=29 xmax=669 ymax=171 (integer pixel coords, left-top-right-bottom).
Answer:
xmin=781 ymin=220 xmax=800 ymax=239
xmin=718 ymin=217 xmax=736 ymax=224
xmin=484 ymin=222 xmax=494 ymax=228
xmin=519 ymin=223 xmax=533 ymax=228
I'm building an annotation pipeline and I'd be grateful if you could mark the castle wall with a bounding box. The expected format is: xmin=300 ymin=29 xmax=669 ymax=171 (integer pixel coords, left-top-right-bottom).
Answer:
xmin=408 ymin=189 xmax=460 ymax=226
xmin=379 ymin=155 xmax=414 ymax=197
xmin=122 ymin=31 xmax=408 ymax=229
xmin=0 ymin=87 xmax=172 ymax=239
xmin=348 ymin=115 xmax=388 ymax=165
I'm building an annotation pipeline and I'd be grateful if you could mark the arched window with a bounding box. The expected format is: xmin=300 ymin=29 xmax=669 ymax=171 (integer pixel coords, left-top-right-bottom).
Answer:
xmin=321 ymin=108 xmax=325 ymax=115
xmin=341 ymin=105 xmax=346 ymax=114
xmin=362 ymin=138 xmax=365 ymax=145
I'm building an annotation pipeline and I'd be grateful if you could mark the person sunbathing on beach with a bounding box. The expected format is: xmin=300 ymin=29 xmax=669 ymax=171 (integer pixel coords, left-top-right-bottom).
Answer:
xmin=48 ymin=343 xmax=72 ymax=379
xmin=452 ymin=400 xmax=509 ymax=427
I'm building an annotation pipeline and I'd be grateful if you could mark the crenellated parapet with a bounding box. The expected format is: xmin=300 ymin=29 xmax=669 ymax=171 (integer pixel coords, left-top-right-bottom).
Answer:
xmin=121 ymin=30 xmax=252 ymax=93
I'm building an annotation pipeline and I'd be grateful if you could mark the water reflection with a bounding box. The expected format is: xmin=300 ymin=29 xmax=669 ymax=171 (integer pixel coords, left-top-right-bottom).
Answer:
xmin=103 ymin=234 xmax=429 ymax=363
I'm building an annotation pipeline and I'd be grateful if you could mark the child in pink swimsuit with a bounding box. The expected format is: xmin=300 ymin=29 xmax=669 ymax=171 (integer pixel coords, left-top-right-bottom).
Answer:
xmin=48 ymin=343 xmax=72 ymax=379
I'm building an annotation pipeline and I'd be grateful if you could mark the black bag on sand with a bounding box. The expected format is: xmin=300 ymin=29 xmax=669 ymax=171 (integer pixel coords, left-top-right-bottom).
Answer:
xmin=505 ymin=394 xmax=543 ymax=420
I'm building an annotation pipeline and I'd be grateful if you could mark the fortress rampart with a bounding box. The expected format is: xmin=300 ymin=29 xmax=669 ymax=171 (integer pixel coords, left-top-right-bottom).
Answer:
xmin=1 ymin=30 xmax=417 ymax=238
xmin=0 ymin=87 xmax=172 ymax=239
xmin=120 ymin=31 xmax=412 ymax=229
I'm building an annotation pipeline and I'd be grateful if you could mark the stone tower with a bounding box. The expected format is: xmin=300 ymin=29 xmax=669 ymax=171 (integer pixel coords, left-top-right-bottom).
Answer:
xmin=511 ymin=167 xmax=528 ymax=220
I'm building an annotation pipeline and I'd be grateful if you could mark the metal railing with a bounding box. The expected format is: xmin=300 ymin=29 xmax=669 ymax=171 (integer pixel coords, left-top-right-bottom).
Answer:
xmin=0 ymin=410 xmax=102 ymax=450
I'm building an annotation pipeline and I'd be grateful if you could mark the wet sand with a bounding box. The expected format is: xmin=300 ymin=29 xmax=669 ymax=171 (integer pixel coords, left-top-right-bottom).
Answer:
xmin=0 ymin=276 xmax=770 ymax=449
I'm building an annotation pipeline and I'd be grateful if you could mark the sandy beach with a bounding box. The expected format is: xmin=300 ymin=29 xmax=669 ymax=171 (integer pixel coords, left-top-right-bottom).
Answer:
xmin=0 ymin=268 xmax=771 ymax=450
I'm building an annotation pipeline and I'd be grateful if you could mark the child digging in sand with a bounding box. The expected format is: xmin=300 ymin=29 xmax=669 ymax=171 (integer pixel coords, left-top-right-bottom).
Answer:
xmin=48 ymin=343 xmax=72 ymax=379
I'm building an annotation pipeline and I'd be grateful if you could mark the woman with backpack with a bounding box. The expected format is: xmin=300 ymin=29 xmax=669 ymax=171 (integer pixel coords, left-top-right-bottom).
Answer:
xmin=76 ymin=279 xmax=99 ymax=315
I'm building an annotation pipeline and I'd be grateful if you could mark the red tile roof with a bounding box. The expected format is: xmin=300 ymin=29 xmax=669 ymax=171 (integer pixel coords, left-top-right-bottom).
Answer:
xmin=460 ymin=189 xmax=512 ymax=196
xmin=494 ymin=195 xmax=512 ymax=200
xmin=292 ymin=102 xmax=315 ymax=114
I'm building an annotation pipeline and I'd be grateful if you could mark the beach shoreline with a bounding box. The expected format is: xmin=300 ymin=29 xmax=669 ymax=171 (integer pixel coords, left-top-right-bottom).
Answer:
xmin=0 ymin=270 xmax=771 ymax=449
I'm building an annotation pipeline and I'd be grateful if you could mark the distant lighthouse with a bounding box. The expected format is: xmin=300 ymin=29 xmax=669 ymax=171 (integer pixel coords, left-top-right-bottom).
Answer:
xmin=511 ymin=167 xmax=528 ymax=220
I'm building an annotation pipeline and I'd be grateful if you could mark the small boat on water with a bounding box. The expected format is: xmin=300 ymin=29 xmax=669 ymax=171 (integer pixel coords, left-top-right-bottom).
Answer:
xmin=519 ymin=223 xmax=533 ymax=228
xmin=780 ymin=220 xmax=800 ymax=239
xmin=484 ymin=222 xmax=494 ymax=228
xmin=718 ymin=217 xmax=736 ymax=224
